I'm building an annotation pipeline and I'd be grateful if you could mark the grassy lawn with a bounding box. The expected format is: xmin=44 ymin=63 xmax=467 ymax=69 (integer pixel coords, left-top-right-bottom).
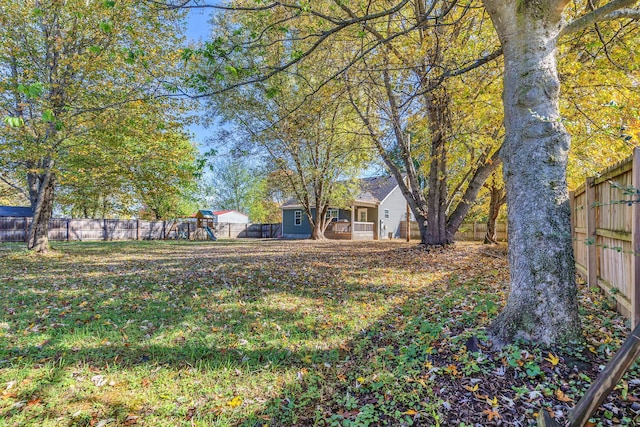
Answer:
xmin=0 ymin=240 xmax=636 ymax=426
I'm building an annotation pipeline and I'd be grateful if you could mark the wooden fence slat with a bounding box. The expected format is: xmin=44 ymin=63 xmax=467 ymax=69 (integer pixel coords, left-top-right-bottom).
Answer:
xmin=586 ymin=176 xmax=598 ymax=288
xmin=632 ymin=147 xmax=640 ymax=328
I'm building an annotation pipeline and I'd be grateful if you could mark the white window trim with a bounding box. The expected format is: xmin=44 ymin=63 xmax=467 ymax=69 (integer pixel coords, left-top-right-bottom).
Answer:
xmin=326 ymin=208 xmax=339 ymax=221
xmin=294 ymin=210 xmax=302 ymax=226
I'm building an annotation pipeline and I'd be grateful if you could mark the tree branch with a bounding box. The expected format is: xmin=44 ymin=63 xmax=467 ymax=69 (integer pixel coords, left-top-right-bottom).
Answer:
xmin=561 ymin=0 xmax=640 ymax=37
xmin=0 ymin=174 xmax=28 ymax=199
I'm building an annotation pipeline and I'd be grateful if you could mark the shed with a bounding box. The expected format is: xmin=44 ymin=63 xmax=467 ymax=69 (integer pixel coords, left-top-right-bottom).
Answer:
xmin=0 ymin=206 xmax=33 ymax=217
xmin=214 ymin=210 xmax=249 ymax=224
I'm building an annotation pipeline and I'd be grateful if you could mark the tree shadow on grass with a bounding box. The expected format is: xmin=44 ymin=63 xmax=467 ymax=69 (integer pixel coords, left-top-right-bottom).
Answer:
xmin=0 ymin=240 xmax=493 ymax=426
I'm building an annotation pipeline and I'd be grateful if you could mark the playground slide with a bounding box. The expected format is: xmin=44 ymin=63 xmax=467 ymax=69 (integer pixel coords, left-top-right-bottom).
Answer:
xmin=204 ymin=226 xmax=217 ymax=241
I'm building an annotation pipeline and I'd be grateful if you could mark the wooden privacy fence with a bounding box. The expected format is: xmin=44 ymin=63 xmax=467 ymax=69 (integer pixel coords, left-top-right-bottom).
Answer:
xmin=399 ymin=220 xmax=508 ymax=242
xmin=0 ymin=218 xmax=282 ymax=242
xmin=571 ymin=147 xmax=640 ymax=327
xmin=455 ymin=221 xmax=508 ymax=242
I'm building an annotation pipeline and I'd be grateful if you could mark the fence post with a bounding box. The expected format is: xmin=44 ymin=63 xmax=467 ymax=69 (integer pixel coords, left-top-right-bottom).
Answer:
xmin=585 ymin=176 xmax=598 ymax=289
xmin=24 ymin=218 xmax=28 ymax=243
xmin=103 ymin=219 xmax=107 ymax=241
xmin=66 ymin=219 xmax=70 ymax=242
xmin=631 ymin=147 xmax=640 ymax=328
xmin=136 ymin=219 xmax=140 ymax=241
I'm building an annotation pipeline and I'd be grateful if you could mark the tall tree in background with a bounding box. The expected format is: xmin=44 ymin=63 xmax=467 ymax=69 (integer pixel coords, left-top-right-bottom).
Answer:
xmin=0 ymin=0 xmax=189 ymax=251
xmin=482 ymin=170 xmax=506 ymax=244
xmin=199 ymin=14 xmax=373 ymax=239
xmin=344 ymin=3 xmax=504 ymax=245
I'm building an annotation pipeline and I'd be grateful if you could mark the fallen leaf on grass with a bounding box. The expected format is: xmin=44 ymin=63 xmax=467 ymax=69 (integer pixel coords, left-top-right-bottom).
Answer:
xmin=227 ymin=396 xmax=242 ymax=407
xmin=464 ymin=384 xmax=479 ymax=392
xmin=124 ymin=415 xmax=139 ymax=425
xmin=91 ymin=375 xmax=107 ymax=387
xmin=482 ymin=408 xmax=501 ymax=421
xmin=404 ymin=409 xmax=417 ymax=415
xmin=27 ymin=397 xmax=42 ymax=406
xmin=544 ymin=352 xmax=560 ymax=366
xmin=338 ymin=409 xmax=359 ymax=418
xmin=555 ymin=389 xmax=573 ymax=402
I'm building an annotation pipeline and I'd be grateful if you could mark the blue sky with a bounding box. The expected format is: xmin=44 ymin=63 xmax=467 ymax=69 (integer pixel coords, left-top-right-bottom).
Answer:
xmin=184 ymin=9 xmax=215 ymax=152
xmin=185 ymin=8 xmax=212 ymax=42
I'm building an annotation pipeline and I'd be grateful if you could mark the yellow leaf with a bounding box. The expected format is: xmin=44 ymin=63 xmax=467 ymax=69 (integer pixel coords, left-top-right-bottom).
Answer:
xmin=227 ymin=396 xmax=243 ymax=408
xmin=486 ymin=396 xmax=498 ymax=407
xmin=544 ymin=352 xmax=560 ymax=366
xmin=464 ymin=384 xmax=479 ymax=392
xmin=404 ymin=409 xmax=417 ymax=415
xmin=356 ymin=377 xmax=365 ymax=384
xmin=555 ymin=389 xmax=573 ymax=403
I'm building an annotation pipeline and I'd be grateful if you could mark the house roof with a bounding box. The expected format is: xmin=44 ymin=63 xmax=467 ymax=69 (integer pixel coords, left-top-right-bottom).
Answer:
xmin=358 ymin=175 xmax=399 ymax=203
xmin=0 ymin=206 xmax=33 ymax=217
xmin=214 ymin=210 xmax=248 ymax=217
xmin=281 ymin=175 xmax=399 ymax=209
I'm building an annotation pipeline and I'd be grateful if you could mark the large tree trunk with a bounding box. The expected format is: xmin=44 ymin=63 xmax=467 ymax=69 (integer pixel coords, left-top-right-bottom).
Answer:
xmin=309 ymin=203 xmax=327 ymax=240
xmin=424 ymin=89 xmax=451 ymax=246
xmin=484 ymin=1 xmax=581 ymax=345
xmin=27 ymin=160 xmax=56 ymax=253
xmin=310 ymin=221 xmax=326 ymax=240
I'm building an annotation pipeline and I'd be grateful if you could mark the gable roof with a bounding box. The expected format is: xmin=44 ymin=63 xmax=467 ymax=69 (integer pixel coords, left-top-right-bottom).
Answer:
xmin=357 ymin=175 xmax=399 ymax=203
xmin=281 ymin=175 xmax=399 ymax=209
xmin=0 ymin=206 xmax=33 ymax=217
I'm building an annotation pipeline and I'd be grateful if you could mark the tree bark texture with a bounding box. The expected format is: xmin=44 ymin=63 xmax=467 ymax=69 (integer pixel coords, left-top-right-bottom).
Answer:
xmin=484 ymin=173 xmax=506 ymax=244
xmin=27 ymin=160 xmax=56 ymax=253
xmin=424 ymin=89 xmax=450 ymax=246
xmin=484 ymin=0 xmax=581 ymax=345
xmin=309 ymin=201 xmax=327 ymax=240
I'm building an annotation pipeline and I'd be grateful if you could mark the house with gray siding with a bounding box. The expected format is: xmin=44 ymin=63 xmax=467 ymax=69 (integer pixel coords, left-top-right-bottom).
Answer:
xmin=281 ymin=175 xmax=413 ymax=240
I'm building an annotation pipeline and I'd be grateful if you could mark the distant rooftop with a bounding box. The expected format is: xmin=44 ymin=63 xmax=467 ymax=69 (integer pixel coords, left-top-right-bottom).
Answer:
xmin=214 ymin=210 xmax=248 ymax=216
xmin=0 ymin=206 xmax=33 ymax=217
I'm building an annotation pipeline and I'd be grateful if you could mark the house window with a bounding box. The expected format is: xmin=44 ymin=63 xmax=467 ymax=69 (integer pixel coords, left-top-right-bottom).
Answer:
xmin=384 ymin=209 xmax=390 ymax=219
xmin=326 ymin=208 xmax=339 ymax=221
xmin=294 ymin=210 xmax=302 ymax=226
xmin=358 ymin=209 xmax=367 ymax=222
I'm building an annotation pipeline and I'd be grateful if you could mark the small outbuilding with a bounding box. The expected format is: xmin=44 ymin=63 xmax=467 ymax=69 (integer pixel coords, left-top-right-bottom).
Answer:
xmin=0 ymin=206 xmax=33 ymax=217
xmin=213 ymin=210 xmax=250 ymax=224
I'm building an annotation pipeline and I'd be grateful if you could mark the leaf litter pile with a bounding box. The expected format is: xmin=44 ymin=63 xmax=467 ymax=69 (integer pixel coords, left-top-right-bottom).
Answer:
xmin=0 ymin=240 xmax=638 ymax=426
